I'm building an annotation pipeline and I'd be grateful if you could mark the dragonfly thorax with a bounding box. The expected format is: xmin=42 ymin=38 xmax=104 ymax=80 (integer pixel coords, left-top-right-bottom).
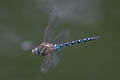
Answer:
xmin=32 ymin=42 xmax=54 ymax=56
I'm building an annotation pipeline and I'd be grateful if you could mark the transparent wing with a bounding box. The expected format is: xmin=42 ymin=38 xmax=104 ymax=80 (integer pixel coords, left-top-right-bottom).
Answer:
xmin=40 ymin=30 xmax=70 ymax=73
xmin=40 ymin=52 xmax=59 ymax=73
xmin=53 ymin=30 xmax=70 ymax=44
xmin=44 ymin=0 xmax=59 ymax=43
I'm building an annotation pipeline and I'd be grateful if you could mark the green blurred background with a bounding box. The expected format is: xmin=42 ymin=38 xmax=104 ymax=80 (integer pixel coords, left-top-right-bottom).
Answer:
xmin=0 ymin=0 xmax=120 ymax=80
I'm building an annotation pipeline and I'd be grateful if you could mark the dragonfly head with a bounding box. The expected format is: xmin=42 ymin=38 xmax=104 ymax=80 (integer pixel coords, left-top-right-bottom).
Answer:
xmin=32 ymin=47 xmax=39 ymax=56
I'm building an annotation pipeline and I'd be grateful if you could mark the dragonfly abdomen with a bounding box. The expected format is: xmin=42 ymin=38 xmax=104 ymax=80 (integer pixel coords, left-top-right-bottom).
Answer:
xmin=54 ymin=36 xmax=101 ymax=51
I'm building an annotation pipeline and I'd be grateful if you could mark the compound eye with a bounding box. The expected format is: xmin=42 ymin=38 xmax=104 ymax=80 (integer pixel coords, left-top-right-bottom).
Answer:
xmin=32 ymin=48 xmax=39 ymax=55
xmin=34 ymin=48 xmax=39 ymax=55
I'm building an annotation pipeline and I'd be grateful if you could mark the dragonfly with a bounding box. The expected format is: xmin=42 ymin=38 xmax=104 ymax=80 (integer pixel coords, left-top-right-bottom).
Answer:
xmin=32 ymin=3 xmax=101 ymax=73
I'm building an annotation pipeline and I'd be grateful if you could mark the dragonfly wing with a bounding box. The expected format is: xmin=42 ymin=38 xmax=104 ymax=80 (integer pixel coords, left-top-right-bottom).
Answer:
xmin=44 ymin=2 xmax=59 ymax=43
xmin=40 ymin=30 xmax=70 ymax=73
xmin=40 ymin=51 xmax=59 ymax=73
xmin=54 ymin=30 xmax=70 ymax=44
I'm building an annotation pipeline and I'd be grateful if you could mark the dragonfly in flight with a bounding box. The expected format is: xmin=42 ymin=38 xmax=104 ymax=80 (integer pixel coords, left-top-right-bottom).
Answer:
xmin=32 ymin=4 xmax=101 ymax=73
